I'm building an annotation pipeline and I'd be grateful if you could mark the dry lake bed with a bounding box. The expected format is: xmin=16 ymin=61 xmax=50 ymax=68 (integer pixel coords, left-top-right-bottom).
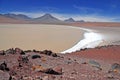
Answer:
xmin=0 ymin=24 xmax=84 ymax=52
xmin=0 ymin=24 xmax=120 ymax=53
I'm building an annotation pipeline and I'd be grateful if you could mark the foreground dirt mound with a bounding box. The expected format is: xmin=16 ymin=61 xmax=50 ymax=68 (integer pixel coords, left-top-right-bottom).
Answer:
xmin=0 ymin=45 xmax=120 ymax=80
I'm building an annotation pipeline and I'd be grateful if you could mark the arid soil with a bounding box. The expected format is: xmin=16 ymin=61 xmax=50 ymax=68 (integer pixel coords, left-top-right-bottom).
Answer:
xmin=69 ymin=22 xmax=120 ymax=27
xmin=0 ymin=45 xmax=120 ymax=80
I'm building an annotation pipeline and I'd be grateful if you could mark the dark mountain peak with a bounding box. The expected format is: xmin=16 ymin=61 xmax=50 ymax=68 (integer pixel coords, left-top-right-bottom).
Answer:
xmin=64 ymin=18 xmax=75 ymax=22
xmin=43 ymin=13 xmax=52 ymax=17
xmin=34 ymin=13 xmax=62 ymax=23
xmin=16 ymin=14 xmax=29 ymax=17
xmin=39 ymin=13 xmax=58 ymax=20
xmin=69 ymin=18 xmax=75 ymax=21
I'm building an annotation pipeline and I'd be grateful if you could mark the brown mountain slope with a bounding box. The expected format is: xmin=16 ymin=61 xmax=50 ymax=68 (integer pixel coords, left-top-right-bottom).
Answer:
xmin=0 ymin=15 xmax=30 ymax=23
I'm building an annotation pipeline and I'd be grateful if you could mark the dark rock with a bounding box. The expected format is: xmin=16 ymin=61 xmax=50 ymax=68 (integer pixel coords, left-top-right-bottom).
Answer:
xmin=42 ymin=50 xmax=52 ymax=56
xmin=0 ymin=50 xmax=5 ymax=55
xmin=18 ymin=56 xmax=29 ymax=63
xmin=82 ymin=62 xmax=88 ymax=64
xmin=18 ymin=63 xmax=22 ymax=67
xmin=15 ymin=48 xmax=25 ymax=55
xmin=53 ymin=66 xmax=62 ymax=75
xmin=32 ymin=55 xmax=41 ymax=59
xmin=21 ymin=56 xmax=29 ymax=63
xmin=33 ymin=49 xmax=39 ymax=53
xmin=0 ymin=61 xmax=9 ymax=71
xmin=20 ymin=51 xmax=25 ymax=55
xmin=68 ymin=58 xmax=71 ymax=60
xmin=89 ymin=60 xmax=102 ymax=70
xmin=5 ymin=48 xmax=15 ymax=54
xmin=74 ymin=59 xmax=77 ymax=62
xmin=52 ymin=53 xmax=58 ymax=57
xmin=9 ymin=76 xmax=12 ymax=80
xmin=44 ymin=68 xmax=62 ymax=75
xmin=109 ymin=63 xmax=120 ymax=73
xmin=80 ymin=48 xmax=88 ymax=51
xmin=111 ymin=63 xmax=120 ymax=70
xmin=24 ymin=50 xmax=32 ymax=53
xmin=33 ymin=49 xmax=36 ymax=52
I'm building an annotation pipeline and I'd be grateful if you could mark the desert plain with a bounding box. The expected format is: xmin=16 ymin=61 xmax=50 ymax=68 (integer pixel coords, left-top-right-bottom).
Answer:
xmin=0 ymin=22 xmax=120 ymax=80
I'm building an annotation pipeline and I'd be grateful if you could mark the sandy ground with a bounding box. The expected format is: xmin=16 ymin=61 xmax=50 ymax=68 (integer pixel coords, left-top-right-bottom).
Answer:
xmin=0 ymin=24 xmax=84 ymax=52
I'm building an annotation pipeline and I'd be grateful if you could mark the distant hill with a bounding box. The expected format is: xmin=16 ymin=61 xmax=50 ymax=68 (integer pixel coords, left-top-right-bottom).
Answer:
xmin=0 ymin=14 xmax=27 ymax=23
xmin=34 ymin=13 xmax=63 ymax=23
xmin=76 ymin=20 xmax=85 ymax=22
xmin=64 ymin=18 xmax=85 ymax=23
xmin=64 ymin=18 xmax=75 ymax=23
xmin=0 ymin=13 xmax=85 ymax=24
xmin=3 ymin=13 xmax=31 ymax=20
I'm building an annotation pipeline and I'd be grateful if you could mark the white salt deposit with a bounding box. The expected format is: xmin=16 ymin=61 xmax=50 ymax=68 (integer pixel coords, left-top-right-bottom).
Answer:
xmin=61 ymin=28 xmax=103 ymax=54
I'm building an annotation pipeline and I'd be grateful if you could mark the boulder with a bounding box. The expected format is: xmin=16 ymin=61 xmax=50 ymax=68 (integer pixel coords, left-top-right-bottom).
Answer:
xmin=15 ymin=48 xmax=25 ymax=55
xmin=18 ymin=56 xmax=29 ymax=63
xmin=42 ymin=50 xmax=52 ymax=56
xmin=0 ymin=50 xmax=5 ymax=55
xmin=89 ymin=60 xmax=102 ymax=70
xmin=21 ymin=56 xmax=29 ymax=63
xmin=0 ymin=61 xmax=9 ymax=71
xmin=33 ymin=49 xmax=40 ymax=53
xmin=52 ymin=53 xmax=58 ymax=57
xmin=5 ymin=48 xmax=15 ymax=54
xmin=32 ymin=55 xmax=41 ymax=59
xmin=20 ymin=51 xmax=25 ymax=55
xmin=44 ymin=67 xmax=62 ymax=75
xmin=109 ymin=63 xmax=120 ymax=73
xmin=53 ymin=66 xmax=62 ymax=75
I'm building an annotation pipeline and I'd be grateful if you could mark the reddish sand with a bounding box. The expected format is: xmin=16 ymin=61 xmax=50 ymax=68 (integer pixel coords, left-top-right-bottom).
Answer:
xmin=69 ymin=45 xmax=120 ymax=62
xmin=69 ymin=22 xmax=120 ymax=27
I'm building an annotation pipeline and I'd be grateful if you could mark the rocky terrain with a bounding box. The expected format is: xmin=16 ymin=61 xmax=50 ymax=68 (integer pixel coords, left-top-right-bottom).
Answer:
xmin=0 ymin=45 xmax=120 ymax=80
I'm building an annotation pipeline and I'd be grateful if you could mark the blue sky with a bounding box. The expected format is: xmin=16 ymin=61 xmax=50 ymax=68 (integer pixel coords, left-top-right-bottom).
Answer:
xmin=0 ymin=0 xmax=120 ymax=22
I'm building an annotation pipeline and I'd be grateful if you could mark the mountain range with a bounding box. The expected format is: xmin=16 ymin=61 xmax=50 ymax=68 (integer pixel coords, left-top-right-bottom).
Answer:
xmin=0 ymin=13 xmax=85 ymax=24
